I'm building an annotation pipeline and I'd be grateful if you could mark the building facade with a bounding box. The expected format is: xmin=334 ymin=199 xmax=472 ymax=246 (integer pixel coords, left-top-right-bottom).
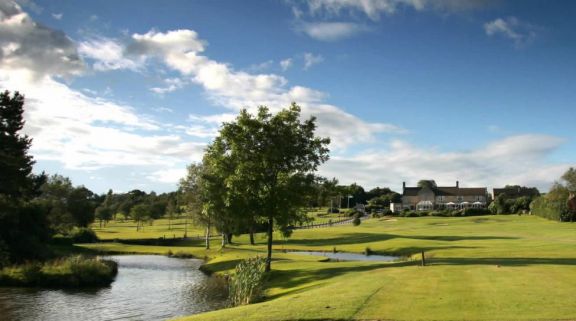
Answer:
xmin=398 ymin=181 xmax=488 ymax=212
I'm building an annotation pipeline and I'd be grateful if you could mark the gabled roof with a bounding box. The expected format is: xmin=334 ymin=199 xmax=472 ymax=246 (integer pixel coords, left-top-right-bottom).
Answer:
xmin=403 ymin=186 xmax=487 ymax=196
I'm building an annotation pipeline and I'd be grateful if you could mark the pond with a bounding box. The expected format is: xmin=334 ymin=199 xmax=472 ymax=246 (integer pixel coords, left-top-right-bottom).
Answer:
xmin=291 ymin=251 xmax=399 ymax=262
xmin=0 ymin=255 xmax=228 ymax=321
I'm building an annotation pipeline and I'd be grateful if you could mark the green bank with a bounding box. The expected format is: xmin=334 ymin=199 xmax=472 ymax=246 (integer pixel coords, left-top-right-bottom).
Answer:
xmin=82 ymin=215 xmax=576 ymax=320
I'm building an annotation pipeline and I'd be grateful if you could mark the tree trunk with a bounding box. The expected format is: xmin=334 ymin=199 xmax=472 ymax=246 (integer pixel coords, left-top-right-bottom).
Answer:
xmin=221 ymin=233 xmax=227 ymax=247
xmin=265 ymin=216 xmax=273 ymax=272
xmin=205 ymin=224 xmax=210 ymax=250
xmin=249 ymin=231 xmax=255 ymax=245
xmin=227 ymin=233 xmax=233 ymax=244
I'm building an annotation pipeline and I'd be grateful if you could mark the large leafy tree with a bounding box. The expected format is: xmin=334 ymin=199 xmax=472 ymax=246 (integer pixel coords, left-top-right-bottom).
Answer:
xmin=179 ymin=163 xmax=214 ymax=248
xmin=205 ymin=104 xmax=330 ymax=271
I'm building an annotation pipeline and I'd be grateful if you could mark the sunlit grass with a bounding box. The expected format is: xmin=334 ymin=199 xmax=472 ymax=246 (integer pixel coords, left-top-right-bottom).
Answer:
xmin=81 ymin=215 xmax=576 ymax=320
xmin=91 ymin=217 xmax=208 ymax=240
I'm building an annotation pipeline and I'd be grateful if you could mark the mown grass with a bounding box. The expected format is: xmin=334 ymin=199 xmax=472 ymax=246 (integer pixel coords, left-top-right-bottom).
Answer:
xmin=81 ymin=215 xmax=576 ymax=320
xmin=91 ymin=217 xmax=208 ymax=240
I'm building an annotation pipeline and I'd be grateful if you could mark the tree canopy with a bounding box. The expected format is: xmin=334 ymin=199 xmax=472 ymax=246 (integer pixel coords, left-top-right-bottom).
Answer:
xmin=202 ymin=104 xmax=330 ymax=271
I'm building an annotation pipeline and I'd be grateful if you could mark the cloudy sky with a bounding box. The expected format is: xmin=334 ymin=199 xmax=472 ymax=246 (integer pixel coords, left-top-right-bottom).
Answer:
xmin=1 ymin=0 xmax=575 ymax=194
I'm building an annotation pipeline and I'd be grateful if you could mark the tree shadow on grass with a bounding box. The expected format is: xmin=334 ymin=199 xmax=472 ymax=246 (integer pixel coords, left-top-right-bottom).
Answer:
xmin=429 ymin=257 xmax=576 ymax=266
xmin=265 ymin=260 xmax=414 ymax=300
xmin=280 ymin=233 xmax=518 ymax=247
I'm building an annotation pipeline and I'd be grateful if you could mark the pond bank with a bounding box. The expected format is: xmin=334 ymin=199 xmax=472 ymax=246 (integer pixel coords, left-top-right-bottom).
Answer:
xmin=0 ymin=255 xmax=228 ymax=321
xmin=0 ymin=256 xmax=118 ymax=288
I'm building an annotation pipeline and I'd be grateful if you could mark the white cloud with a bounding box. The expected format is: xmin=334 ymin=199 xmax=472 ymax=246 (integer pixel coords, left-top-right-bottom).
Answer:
xmin=298 ymin=0 xmax=493 ymax=21
xmin=122 ymin=29 xmax=403 ymax=150
xmin=280 ymin=58 xmax=293 ymax=71
xmin=51 ymin=13 xmax=62 ymax=20
xmin=320 ymin=134 xmax=570 ymax=192
xmin=78 ymin=37 xmax=143 ymax=71
xmin=303 ymin=52 xmax=324 ymax=70
xmin=153 ymin=106 xmax=174 ymax=113
xmin=147 ymin=168 xmax=187 ymax=184
xmin=248 ymin=60 xmax=274 ymax=72
xmin=484 ymin=17 xmax=536 ymax=47
xmin=150 ymin=77 xmax=187 ymax=94
xmin=0 ymin=1 xmax=82 ymax=78
xmin=0 ymin=68 xmax=205 ymax=172
xmin=298 ymin=21 xmax=369 ymax=41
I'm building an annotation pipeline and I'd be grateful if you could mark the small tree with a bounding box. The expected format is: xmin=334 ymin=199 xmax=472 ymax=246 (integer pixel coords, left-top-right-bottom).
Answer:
xmin=130 ymin=204 xmax=152 ymax=231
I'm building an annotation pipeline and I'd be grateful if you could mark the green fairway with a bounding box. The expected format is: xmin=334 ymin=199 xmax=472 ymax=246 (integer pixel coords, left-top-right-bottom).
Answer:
xmin=81 ymin=215 xmax=576 ymax=320
xmin=91 ymin=217 xmax=208 ymax=240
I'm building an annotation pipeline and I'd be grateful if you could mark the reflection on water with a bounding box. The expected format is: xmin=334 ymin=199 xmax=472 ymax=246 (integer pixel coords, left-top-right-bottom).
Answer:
xmin=292 ymin=251 xmax=399 ymax=261
xmin=0 ymin=255 xmax=228 ymax=321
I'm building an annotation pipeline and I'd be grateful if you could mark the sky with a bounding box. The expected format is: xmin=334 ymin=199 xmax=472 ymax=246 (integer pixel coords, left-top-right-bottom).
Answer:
xmin=1 ymin=0 xmax=575 ymax=194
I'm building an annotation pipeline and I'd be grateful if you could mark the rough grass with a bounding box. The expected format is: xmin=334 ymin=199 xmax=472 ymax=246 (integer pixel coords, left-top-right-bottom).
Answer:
xmin=0 ymin=255 xmax=118 ymax=287
xmin=81 ymin=215 xmax=576 ymax=320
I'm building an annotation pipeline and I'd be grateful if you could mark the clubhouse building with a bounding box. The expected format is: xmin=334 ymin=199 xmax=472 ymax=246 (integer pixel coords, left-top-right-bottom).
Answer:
xmin=393 ymin=181 xmax=489 ymax=212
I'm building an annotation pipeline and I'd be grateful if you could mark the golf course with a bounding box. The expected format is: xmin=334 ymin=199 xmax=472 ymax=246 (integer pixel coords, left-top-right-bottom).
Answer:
xmin=79 ymin=214 xmax=576 ymax=321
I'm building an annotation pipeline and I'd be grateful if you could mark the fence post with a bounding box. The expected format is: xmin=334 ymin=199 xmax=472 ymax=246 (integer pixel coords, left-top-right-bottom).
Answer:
xmin=421 ymin=251 xmax=426 ymax=266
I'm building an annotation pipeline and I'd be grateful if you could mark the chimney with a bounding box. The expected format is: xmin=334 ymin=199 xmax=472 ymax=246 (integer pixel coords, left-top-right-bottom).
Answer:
xmin=403 ymin=182 xmax=406 ymax=190
xmin=456 ymin=181 xmax=459 ymax=188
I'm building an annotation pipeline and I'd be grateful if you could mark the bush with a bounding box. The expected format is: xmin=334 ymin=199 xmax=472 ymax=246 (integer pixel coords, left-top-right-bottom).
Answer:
xmin=0 ymin=255 xmax=117 ymax=287
xmin=352 ymin=217 xmax=361 ymax=226
xmin=69 ymin=228 xmax=99 ymax=243
xmin=327 ymin=207 xmax=340 ymax=214
xmin=229 ymin=256 xmax=267 ymax=306
xmin=347 ymin=209 xmax=360 ymax=217
xmin=462 ymin=208 xmax=491 ymax=216
xmin=531 ymin=196 xmax=568 ymax=221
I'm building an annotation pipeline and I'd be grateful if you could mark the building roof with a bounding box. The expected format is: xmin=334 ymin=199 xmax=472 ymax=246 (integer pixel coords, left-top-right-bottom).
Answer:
xmin=403 ymin=185 xmax=487 ymax=196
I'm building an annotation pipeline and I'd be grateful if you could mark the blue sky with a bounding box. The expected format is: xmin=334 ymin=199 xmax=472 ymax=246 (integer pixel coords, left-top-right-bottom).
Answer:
xmin=1 ymin=0 xmax=575 ymax=194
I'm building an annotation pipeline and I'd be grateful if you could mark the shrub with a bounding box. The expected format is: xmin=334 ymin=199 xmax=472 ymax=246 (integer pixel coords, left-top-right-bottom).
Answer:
xmin=327 ymin=207 xmax=340 ymax=214
xmin=364 ymin=247 xmax=374 ymax=255
xmin=462 ymin=208 xmax=491 ymax=216
xmin=0 ymin=256 xmax=118 ymax=287
xmin=229 ymin=256 xmax=267 ymax=306
xmin=352 ymin=217 xmax=361 ymax=226
xmin=69 ymin=228 xmax=99 ymax=243
xmin=531 ymin=196 xmax=568 ymax=221
xmin=347 ymin=209 xmax=360 ymax=217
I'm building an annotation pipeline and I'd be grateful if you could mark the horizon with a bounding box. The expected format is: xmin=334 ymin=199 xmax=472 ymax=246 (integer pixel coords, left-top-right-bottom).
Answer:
xmin=1 ymin=0 xmax=575 ymax=194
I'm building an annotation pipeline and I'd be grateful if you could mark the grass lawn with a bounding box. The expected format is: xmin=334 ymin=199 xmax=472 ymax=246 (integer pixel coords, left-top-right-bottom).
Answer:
xmin=80 ymin=215 xmax=576 ymax=320
xmin=91 ymin=217 xmax=208 ymax=240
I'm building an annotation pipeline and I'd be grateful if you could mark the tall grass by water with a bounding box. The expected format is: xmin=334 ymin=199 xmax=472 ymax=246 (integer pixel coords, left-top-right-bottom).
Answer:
xmin=0 ymin=255 xmax=118 ymax=287
xmin=229 ymin=256 xmax=267 ymax=306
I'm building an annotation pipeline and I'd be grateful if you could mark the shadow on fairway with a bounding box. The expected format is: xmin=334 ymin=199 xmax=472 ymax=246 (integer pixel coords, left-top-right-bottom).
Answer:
xmin=430 ymin=257 xmax=576 ymax=266
xmin=266 ymin=260 xmax=413 ymax=300
xmin=281 ymin=233 xmax=518 ymax=247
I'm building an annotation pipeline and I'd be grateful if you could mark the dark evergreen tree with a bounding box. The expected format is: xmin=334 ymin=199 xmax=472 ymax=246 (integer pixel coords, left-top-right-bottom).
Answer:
xmin=0 ymin=91 xmax=50 ymax=264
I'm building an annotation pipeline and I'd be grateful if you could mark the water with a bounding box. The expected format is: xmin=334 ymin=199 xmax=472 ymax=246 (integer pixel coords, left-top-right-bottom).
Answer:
xmin=0 ymin=255 xmax=228 ymax=321
xmin=291 ymin=251 xmax=399 ymax=262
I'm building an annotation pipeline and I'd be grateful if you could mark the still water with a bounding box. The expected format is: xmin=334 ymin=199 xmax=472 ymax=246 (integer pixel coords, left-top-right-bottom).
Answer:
xmin=292 ymin=251 xmax=399 ymax=262
xmin=0 ymin=255 xmax=228 ymax=321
